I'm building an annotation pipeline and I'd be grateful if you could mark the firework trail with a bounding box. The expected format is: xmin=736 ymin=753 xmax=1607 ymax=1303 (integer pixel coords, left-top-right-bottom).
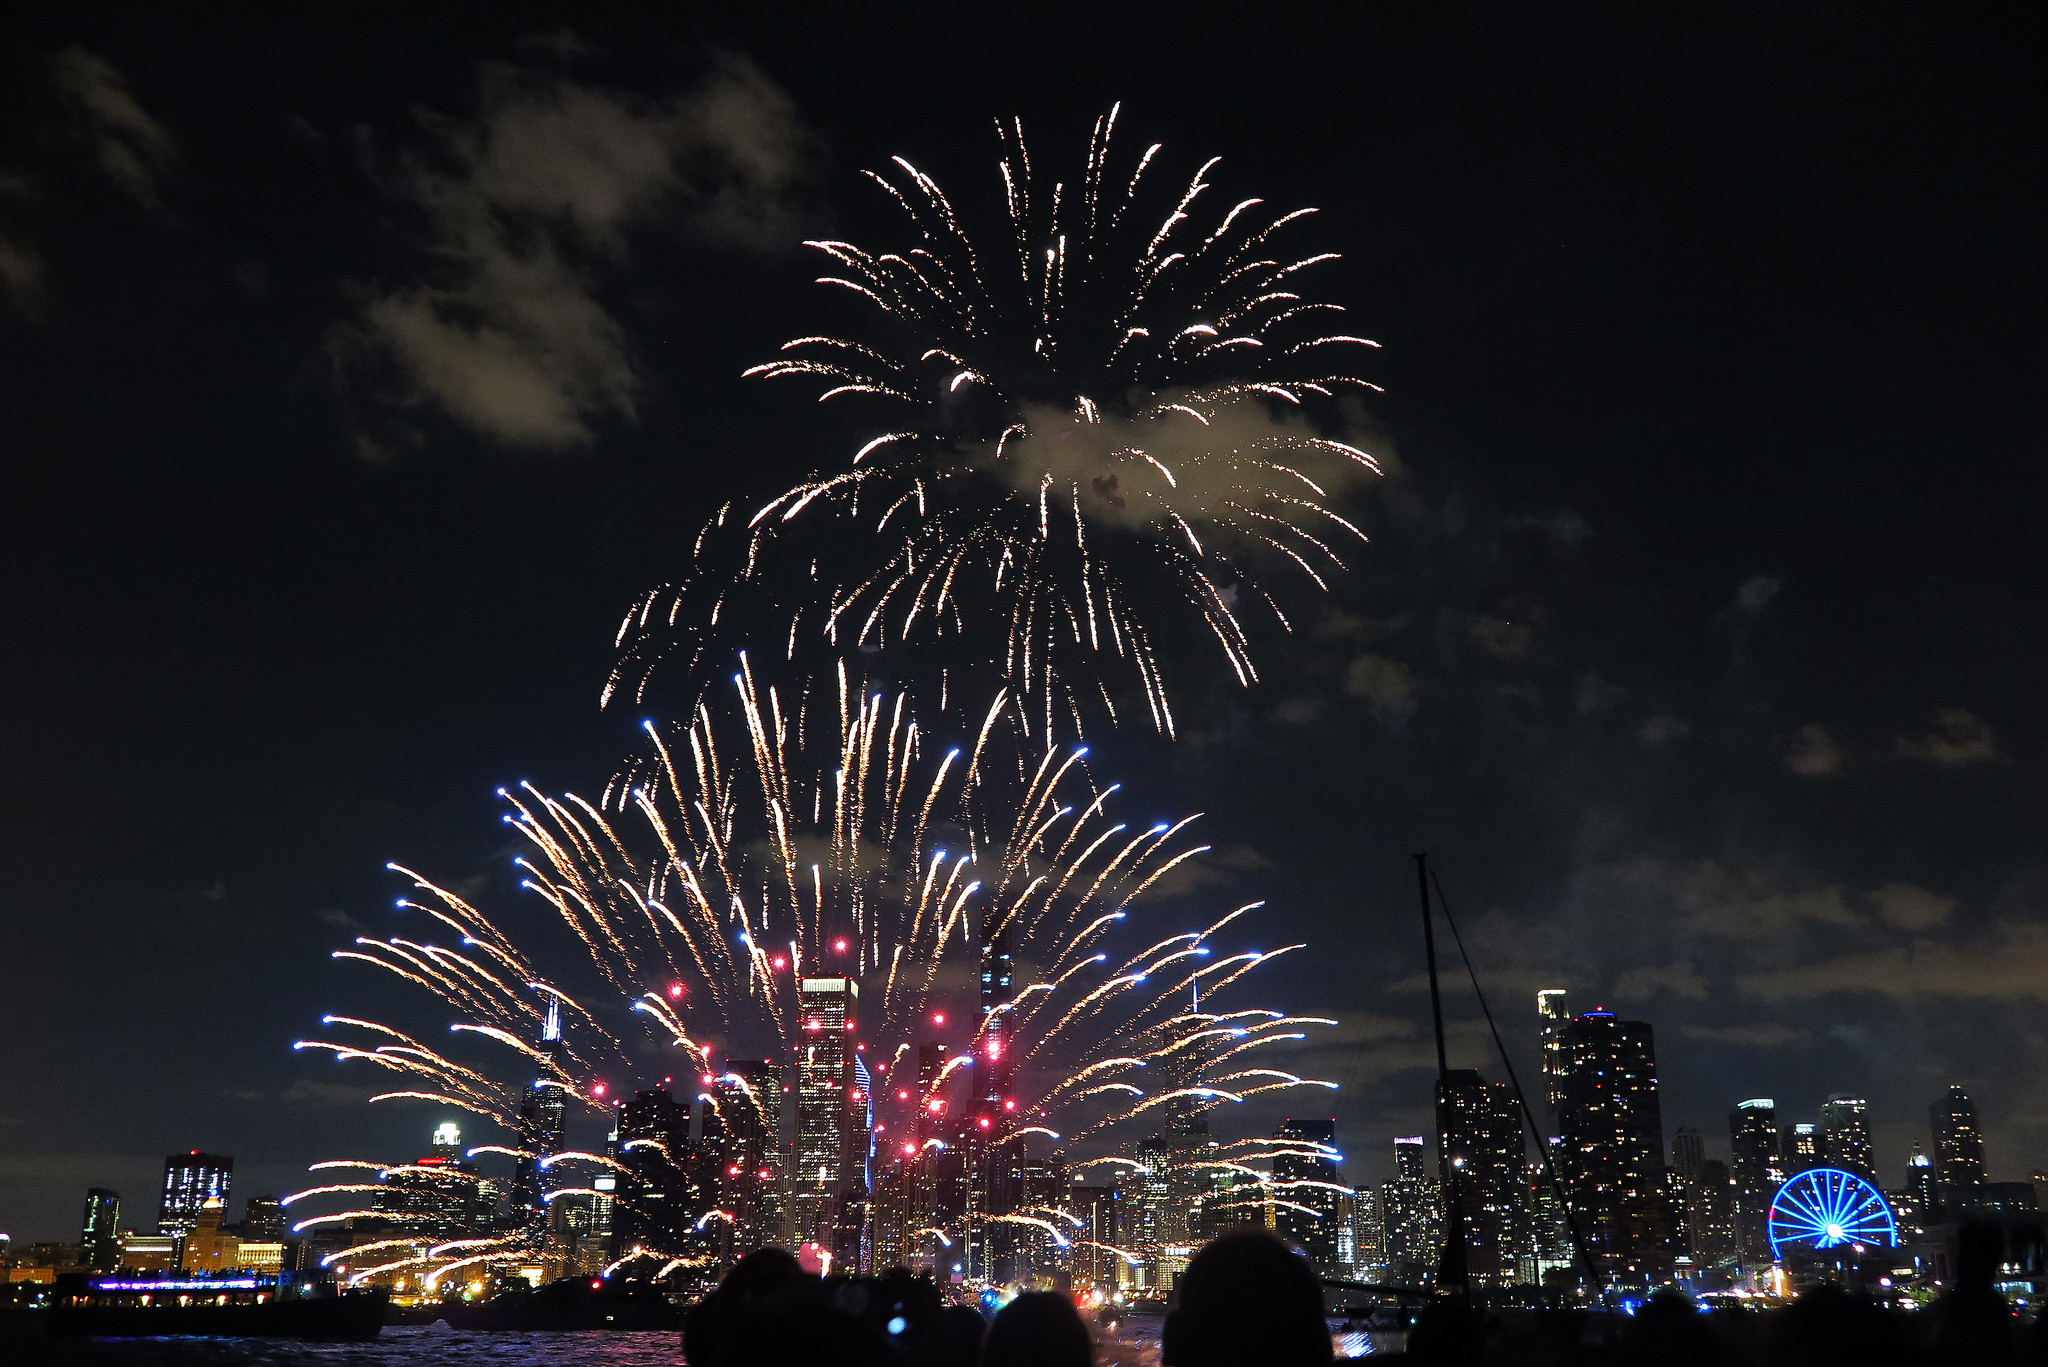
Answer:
xmin=288 ymin=662 xmax=1335 ymax=1284
xmin=610 ymin=106 xmax=1383 ymax=739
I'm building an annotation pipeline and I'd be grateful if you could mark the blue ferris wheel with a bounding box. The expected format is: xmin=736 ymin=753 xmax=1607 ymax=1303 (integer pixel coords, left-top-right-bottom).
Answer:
xmin=1767 ymin=1167 xmax=1897 ymax=1258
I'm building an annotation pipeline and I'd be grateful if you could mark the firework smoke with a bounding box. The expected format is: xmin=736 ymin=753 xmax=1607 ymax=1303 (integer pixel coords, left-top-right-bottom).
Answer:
xmin=611 ymin=106 xmax=1383 ymax=739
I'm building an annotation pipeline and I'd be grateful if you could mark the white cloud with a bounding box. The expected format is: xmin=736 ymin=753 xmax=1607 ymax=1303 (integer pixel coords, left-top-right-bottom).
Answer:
xmin=344 ymin=52 xmax=812 ymax=450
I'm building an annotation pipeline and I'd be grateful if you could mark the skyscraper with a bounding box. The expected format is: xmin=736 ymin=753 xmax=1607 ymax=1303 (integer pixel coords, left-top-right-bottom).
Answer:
xmin=1068 ymin=1183 xmax=1123 ymax=1295
xmin=377 ymin=1121 xmax=493 ymax=1238
xmin=239 ymin=1196 xmax=285 ymax=1242
xmin=716 ymin=1060 xmax=784 ymax=1254
xmin=1930 ymin=1086 xmax=1986 ymax=1209
xmin=615 ymin=1085 xmax=692 ymax=1254
xmin=81 ymin=1189 xmax=121 ymax=1271
xmin=792 ymin=976 xmax=862 ymax=1259
xmin=1537 ymin=989 xmax=1570 ymax=1113
xmin=1671 ymin=1128 xmax=1704 ymax=1183
xmin=1381 ymin=1137 xmax=1442 ymax=1286
xmin=1892 ymin=1146 xmax=1938 ymax=1235
xmin=1436 ymin=1071 xmax=1529 ymax=1286
xmin=509 ymin=998 xmax=570 ymax=1229
xmin=158 ymin=1153 xmax=233 ymax=1236
xmin=1555 ymin=1011 xmax=1674 ymax=1286
xmin=1273 ymin=1117 xmax=1345 ymax=1273
xmin=1818 ymin=1094 xmax=1876 ymax=1182
xmin=1344 ymin=1185 xmax=1387 ymax=1278
xmin=1728 ymin=1099 xmax=1779 ymax=1266
xmin=1681 ymin=1160 xmax=1738 ymax=1266
xmin=1783 ymin=1123 xmax=1818 ymax=1166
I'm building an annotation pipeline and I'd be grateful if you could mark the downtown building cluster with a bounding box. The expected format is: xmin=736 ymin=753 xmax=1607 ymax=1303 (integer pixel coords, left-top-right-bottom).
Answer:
xmin=1324 ymin=989 xmax=2048 ymax=1300
xmin=20 ymin=983 xmax=2037 ymax=1305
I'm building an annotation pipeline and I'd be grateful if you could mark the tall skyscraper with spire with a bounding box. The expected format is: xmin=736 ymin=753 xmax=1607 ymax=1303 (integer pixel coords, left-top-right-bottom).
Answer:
xmin=509 ymin=996 xmax=569 ymax=1229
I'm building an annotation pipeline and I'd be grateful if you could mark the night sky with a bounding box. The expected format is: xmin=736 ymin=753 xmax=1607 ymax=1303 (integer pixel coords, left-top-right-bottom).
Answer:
xmin=3 ymin=5 xmax=2043 ymax=1242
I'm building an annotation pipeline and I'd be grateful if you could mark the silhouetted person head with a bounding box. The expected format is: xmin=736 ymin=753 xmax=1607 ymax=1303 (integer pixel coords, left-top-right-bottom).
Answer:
xmin=1770 ymin=1283 xmax=1908 ymax=1367
xmin=1934 ymin=1221 xmax=2013 ymax=1367
xmin=925 ymin=1302 xmax=987 ymax=1367
xmin=723 ymin=1247 xmax=807 ymax=1305
xmin=684 ymin=1247 xmax=812 ymax=1366
xmin=1161 ymin=1231 xmax=1332 ymax=1367
xmin=982 ymin=1290 xmax=1091 ymax=1367
xmin=1620 ymin=1288 xmax=1726 ymax=1367
xmin=722 ymin=1284 xmax=894 ymax=1367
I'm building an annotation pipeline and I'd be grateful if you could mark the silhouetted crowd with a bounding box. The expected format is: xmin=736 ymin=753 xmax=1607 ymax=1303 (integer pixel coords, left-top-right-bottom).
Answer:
xmin=682 ymin=1226 xmax=2048 ymax=1366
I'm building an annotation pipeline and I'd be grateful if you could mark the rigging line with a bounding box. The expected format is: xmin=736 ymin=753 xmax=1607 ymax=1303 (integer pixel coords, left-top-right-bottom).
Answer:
xmin=1427 ymin=865 xmax=1607 ymax=1307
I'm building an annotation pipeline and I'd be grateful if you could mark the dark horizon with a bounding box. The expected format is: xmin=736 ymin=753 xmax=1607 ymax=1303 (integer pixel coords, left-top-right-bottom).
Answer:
xmin=3 ymin=5 xmax=2044 ymax=1244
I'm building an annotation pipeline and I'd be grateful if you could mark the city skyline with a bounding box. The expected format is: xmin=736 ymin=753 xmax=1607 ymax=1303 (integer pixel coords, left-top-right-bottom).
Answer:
xmin=3 ymin=7 xmax=2043 ymax=1257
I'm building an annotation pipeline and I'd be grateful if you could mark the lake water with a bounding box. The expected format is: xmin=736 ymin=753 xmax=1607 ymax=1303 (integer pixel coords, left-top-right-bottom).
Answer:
xmin=17 ymin=1327 xmax=689 ymax=1367
xmin=16 ymin=1314 xmax=1384 ymax=1364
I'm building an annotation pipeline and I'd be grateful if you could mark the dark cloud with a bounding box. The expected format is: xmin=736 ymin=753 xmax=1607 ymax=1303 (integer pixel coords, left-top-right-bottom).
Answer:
xmin=0 ymin=176 xmax=44 ymax=308
xmin=1868 ymin=883 xmax=1956 ymax=932
xmin=1680 ymin=1023 xmax=1811 ymax=1049
xmin=1739 ymin=922 xmax=2048 ymax=1002
xmin=0 ymin=48 xmax=175 ymax=314
xmin=1894 ymin=707 xmax=2010 ymax=767
xmin=1612 ymin=961 xmax=1708 ymax=1002
xmin=1729 ymin=574 xmax=1782 ymax=618
xmin=1343 ymin=652 xmax=1416 ymax=720
xmin=49 ymin=47 xmax=178 ymax=208
xmin=1785 ymin=723 xmax=1845 ymax=776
